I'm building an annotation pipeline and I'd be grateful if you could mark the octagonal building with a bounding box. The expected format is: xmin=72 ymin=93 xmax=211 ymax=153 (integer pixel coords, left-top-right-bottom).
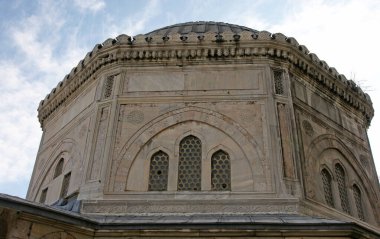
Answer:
xmin=2 ymin=21 xmax=379 ymax=238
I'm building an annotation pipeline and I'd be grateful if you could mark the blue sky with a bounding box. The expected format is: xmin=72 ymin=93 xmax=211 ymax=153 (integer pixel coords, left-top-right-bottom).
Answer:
xmin=1 ymin=0 xmax=380 ymax=198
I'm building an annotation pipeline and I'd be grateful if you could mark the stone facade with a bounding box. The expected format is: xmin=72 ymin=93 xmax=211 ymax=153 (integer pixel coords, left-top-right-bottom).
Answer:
xmin=1 ymin=21 xmax=379 ymax=238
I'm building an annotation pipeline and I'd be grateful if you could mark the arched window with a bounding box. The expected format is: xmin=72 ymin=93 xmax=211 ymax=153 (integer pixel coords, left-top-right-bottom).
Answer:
xmin=148 ymin=151 xmax=169 ymax=191
xmin=177 ymin=135 xmax=202 ymax=191
xmin=321 ymin=169 xmax=334 ymax=207
xmin=60 ymin=172 xmax=71 ymax=198
xmin=211 ymin=150 xmax=231 ymax=191
xmin=273 ymin=69 xmax=284 ymax=95
xmin=39 ymin=188 xmax=48 ymax=203
xmin=335 ymin=164 xmax=350 ymax=214
xmin=353 ymin=184 xmax=365 ymax=221
xmin=103 ymin=75 xmax=114 ymax=99
xmin=54 ymin=158 xmax=64 ymax=178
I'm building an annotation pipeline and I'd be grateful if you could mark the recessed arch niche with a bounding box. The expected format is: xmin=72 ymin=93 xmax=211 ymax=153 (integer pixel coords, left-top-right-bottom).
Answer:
xmin=110 ymin=107 xmax=269 ymax=193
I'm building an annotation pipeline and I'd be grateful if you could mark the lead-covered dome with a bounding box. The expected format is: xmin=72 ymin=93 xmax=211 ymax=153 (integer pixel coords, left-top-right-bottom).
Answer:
xmin=145 ymin=21 xmax=258 ymax=36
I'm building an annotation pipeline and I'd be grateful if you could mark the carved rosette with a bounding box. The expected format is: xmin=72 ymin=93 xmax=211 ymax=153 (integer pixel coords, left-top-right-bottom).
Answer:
xmin=302 ymin=120 xmax=314 ymax=137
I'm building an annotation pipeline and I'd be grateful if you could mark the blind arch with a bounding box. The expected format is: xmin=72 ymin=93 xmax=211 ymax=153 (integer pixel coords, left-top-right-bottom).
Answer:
xmin=335 ymin=163 xmax=350 ymax=214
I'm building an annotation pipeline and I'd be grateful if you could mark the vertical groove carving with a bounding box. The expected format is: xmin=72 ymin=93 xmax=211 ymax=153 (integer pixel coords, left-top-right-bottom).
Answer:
xmin=277 ymin=103 xmax=295 ymax=179
xmin=89 ymin=107 xmax=110 ymax=181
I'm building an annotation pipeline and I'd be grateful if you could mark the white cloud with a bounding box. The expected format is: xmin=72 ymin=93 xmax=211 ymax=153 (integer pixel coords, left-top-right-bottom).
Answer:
xmin=0 ymin=1 xmax=89 ymax=186
xmin=9 ymin=1 xmax=88 ymax=80
xmin=221 ymin=1 xmax=272 ymax=31
xmin=73 ymin=0 xmax=105 ymax=12
xmin=103 ymin=0 xmax=160 ymax=37
xmin=11 ymin=16 xmax=60 ymax=74
xmin=0 ymin=61 xmax=45 ymax=183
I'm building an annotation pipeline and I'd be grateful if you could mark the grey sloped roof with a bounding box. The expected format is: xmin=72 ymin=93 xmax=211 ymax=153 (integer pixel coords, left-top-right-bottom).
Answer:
xmin=2 ymin=193 xmax=380 ymax=237
xmin=145 ymin=21 xmax=258 ymax=36
xmin=2 ymin=194 xmax=380 ymax=239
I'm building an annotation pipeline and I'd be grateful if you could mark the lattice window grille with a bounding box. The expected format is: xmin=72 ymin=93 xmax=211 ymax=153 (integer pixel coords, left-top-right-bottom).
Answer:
xmin=103 ymin=76 xmax=114 ymax=99
xmin=60 ymin=172 xmax=71 ymax=198
xmin=321 ymin=169 xmax=334 ymax=207
xmin=148 ymin=151 xmax=169 ymax=191
xmin=335 ymin=164 xmax=350 ymax=214
xmin=274 ymin=70 xmax=284 ymax=95
xmin=177 ymin=135 xmax=202 ymax=191
xmin=39 ymin=188 xmax=48 ymax=203
xmin=54 ymin=158 xmax=64 ymax=179
xmin=353 ymin=184 xmax=365 ymax=221
xmin=211 ymin=150 xmax=231 ymax=191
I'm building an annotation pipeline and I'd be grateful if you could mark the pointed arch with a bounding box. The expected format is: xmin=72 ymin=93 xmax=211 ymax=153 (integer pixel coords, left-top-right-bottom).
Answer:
xmin=112 ymin=107 xmax=265 ymax=192
xmin=211 ymin=150 xmax=231 ymax=191
xmin=28 ymin=138 xmax=81 ymax=202
xmin=353 ymin=184 xmax=365 ymax=221
xmin=177 ymin=135 xmax=202 ymax=191
xmin=60 ymin=172 xmax=71 ymax=198
xmin=148 ymin=150 xmax=169 ymax=191
xmin=335 ymin=163 xmax=350 ymax=214
xmin=304 ymin=134 xmax=378 ymax=221
xmin=321 ymin=168 xmax=334 ymax=208
xmin=54 ymin=158 xmax=64 ymax=179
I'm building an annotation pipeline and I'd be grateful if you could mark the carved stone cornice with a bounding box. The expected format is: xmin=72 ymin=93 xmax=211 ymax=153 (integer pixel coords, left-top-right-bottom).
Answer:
xmin=37 ymin=27 xmax=374 ymax=128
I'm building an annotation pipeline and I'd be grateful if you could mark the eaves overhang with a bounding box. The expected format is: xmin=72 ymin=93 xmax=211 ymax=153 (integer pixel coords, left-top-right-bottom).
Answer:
xmin=1 ymin=193 xmax=380 ymax=238
xmin=37 ymin=21 xmax=374 ymax=128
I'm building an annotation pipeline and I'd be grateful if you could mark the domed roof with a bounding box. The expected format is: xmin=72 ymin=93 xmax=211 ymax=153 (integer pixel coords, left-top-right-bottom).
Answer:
xmin=145 ymin=21 xmax=258 ymax=36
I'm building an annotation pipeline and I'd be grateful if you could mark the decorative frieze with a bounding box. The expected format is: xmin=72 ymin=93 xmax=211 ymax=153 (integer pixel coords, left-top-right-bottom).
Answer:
xmin=37 ymin=24 xmax=373 ymax=129
xmin=81 ymin=200 xmax=298 ymax=214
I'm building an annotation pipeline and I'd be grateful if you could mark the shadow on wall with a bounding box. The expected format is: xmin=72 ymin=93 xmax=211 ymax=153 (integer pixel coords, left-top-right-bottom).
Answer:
xmin=0 ymin=218 xmax=7 ymax=239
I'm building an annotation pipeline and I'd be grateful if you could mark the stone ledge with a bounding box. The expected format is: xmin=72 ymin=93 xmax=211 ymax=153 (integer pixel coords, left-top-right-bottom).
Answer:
xmin=81 ymin=198 xmax=299 ymax=215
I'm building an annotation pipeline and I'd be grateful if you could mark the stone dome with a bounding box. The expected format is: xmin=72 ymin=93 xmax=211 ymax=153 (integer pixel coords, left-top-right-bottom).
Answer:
xmin=145 ymin=21 xmax=258 ymax=36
